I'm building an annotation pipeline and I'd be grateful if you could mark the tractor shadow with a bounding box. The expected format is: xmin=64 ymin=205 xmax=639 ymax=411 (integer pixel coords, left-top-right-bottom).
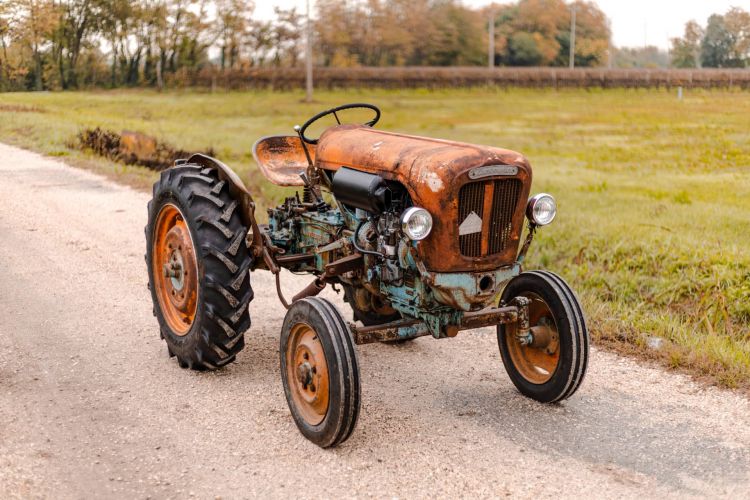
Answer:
xmin=435 ymin=358 xmax=750 ymax=493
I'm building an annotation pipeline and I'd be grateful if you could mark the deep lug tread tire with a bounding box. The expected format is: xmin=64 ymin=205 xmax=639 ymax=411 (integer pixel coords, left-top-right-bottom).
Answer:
xmin=497 ymin=271 xmax=589 ymax=403
xmin=146 ymin=165 xmax=253 ymax=370
xmin=280 ymin=297 xmax=361 ymax=448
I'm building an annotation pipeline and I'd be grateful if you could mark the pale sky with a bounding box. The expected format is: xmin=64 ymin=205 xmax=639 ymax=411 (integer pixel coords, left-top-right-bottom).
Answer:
xmin=257 ymin=0 xmax=749 ymax=50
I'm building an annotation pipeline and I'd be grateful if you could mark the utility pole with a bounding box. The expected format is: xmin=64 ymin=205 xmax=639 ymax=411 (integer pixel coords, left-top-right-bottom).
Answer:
xmin=607 ymin=18 xmax=613 ymax=69
xmin=569 ymin=3 xmax=576 ymax=69
xmin=305 ymin=0 xmax=313 ymax=103
xmin=488 ymin=13 xmax=495 ymax=69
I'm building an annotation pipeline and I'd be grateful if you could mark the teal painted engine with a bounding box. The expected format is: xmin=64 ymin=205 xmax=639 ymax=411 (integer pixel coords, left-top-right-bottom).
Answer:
xmin=264 ymin=168 xmax=517 ymax=339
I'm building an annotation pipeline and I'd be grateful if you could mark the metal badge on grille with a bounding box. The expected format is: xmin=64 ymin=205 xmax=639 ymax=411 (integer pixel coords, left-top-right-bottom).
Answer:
xmin=468 ymin=165 xmax=518 ymax=179
xmin=459 ymin=211 xmax=483 ymax=235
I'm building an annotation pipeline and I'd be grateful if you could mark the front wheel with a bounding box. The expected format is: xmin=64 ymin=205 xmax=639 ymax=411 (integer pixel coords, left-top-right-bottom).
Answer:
xmin=280 ymin=297 xmax=360 ymax=448
xmin=497 ymin=271 xmax=588 ymax=403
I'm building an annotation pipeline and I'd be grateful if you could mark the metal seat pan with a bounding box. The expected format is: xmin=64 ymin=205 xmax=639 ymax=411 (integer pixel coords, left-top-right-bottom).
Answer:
xmin=252 ymin=135 xmax=314 ymax=187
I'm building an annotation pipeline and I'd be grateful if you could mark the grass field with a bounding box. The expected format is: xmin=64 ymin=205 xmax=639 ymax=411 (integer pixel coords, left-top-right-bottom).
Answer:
xmin=1 ymin=88 xmax=749 ymax=390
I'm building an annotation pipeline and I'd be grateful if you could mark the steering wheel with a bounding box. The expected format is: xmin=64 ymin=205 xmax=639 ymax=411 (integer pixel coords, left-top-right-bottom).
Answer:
xmin=298 ymin=103 xmax=381 ymax=145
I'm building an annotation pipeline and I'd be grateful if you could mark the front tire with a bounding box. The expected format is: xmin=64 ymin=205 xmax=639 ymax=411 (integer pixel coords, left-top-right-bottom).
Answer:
xmin=146 ymin=165 xmax=254 ymax=370
xmin=280 ymin=297 xmax=360 ymax=448
xmin=497 ymin=271 xmax=588 ymax=403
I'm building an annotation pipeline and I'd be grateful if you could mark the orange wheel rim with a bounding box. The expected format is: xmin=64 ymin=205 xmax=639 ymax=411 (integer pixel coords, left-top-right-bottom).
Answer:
xmin=506 ymin=292 xmax=561 ymax=384
xmin=286 ymin=323 xmax=329 ymax=425
xmin=152 ymin=203 xmax=199 ymax=336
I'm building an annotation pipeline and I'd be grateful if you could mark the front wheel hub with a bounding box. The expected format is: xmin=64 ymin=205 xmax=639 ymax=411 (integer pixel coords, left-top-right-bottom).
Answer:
xmin=506 ymin=293 xmax=561 ymax=384
xmin=287 ymin=323 xmax=329 ymax=425
xmin=152 ymin=204 xmax=199 ymax=336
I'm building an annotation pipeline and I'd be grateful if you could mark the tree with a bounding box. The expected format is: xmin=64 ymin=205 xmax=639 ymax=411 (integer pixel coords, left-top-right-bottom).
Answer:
xmin=50 ymin=0 xmax=101 ymax=89
xmin=314 ymin=0 xmax=358 ymax=66
xmin=509 ymin=31 xmax=542 ymax=65
xmin=670 ymin=20 xmax=703 ymax=68
xmin=555 ymin=1 xmax=610 ymax=67
xmin=214 ymin=0 xmax=253 ymax=70
xmin=11 ymin=0 xmax=59 ymax=90
xmin=724 ymin=7 xmax=750 ymax=67
xmin=701 ymin=14 xmax=735 ymax=68
xmin=512 ymin=0 xmax=565 ymax=65
xmin=489 ymin=0 xmax=609 ymax=67
xmin=423 ymin=1 xmax=484 ymax=66
xmin=0 ymin=2 xmax=12 ymax=88
xmin=269 ymin=6 xmax=302 ymax=67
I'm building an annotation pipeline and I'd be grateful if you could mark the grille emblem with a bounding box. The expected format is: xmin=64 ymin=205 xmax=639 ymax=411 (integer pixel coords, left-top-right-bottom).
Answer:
xmin=468 ymin=165 xmax=518 ymax=179
xmin=459 ymin=211 xmax=483 ymax=235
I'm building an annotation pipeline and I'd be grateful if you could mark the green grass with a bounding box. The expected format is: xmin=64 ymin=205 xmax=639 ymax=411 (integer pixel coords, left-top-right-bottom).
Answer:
xmin=1 ymin=87 xmax=749 ymax=390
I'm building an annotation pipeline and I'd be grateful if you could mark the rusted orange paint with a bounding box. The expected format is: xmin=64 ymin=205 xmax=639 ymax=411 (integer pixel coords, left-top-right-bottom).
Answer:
xmin=286 ymin=322 xmax=330 ymax=425
xmin=152 ymin=203 xmax=198 ymax=335
xmin=505 ymin=292 xmax=560 ymax=384
xmin=480 ymin=182 xmax=494 ymax=255
xmin=315 ymin=125 xmax=532 ymax=272
xmin=120 ymin=130 xmax=158 ymax=161
xmin=253 ymin=135 xmax=315 ymax=187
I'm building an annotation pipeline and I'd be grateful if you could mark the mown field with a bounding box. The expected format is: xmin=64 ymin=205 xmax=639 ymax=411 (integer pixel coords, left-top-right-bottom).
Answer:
xmin=1 ymin=88 xmax=749 ymax=390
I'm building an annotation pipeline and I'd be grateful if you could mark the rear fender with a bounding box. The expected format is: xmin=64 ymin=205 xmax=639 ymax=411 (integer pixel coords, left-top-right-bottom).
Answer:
xmin=185 ymin=153 xmax=263 ymax=259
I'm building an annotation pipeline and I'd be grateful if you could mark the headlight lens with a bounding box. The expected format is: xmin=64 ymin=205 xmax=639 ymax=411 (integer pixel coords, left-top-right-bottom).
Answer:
xmin=526 ymin=193 xmax=557 ymax=226
xmin=401 ymin=207 xmax=433 ymax=240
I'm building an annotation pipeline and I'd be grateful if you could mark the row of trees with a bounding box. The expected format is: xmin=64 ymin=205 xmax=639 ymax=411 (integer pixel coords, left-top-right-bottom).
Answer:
xmin=2 ymin=1 xmax=748 ymax=91
xmin=0 ymin=0 xmax=302 ymax=91
xmin=487 ymin=0 xmax=609 ymax=67
xmin=315 ymin=0 xmax=610 ymax=68
xmin=316 ymin=0 xmax=485 ymax=67
xmin=671 ymin=7 xmax=750 ymax=68
xmin=0 ymin=0 xmax=614 ymax=90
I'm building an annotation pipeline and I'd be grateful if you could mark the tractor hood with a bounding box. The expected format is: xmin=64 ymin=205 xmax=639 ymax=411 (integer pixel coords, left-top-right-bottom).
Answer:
xmin=316 ymin=124 xmax=531 ymax=191
xmin=316 ymin=125 xmax=533 ymax=273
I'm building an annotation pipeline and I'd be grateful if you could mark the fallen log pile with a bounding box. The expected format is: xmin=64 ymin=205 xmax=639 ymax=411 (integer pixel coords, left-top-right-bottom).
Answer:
xmin=74 ymin=128 xmax=214 ymax=171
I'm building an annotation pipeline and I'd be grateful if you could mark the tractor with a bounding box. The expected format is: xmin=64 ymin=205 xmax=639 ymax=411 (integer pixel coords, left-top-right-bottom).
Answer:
xmin=145 ymin=103 xmax=588 ymax=448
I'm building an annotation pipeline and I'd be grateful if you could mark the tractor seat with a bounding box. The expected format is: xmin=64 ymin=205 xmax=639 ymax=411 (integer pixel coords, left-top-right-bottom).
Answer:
xmin=252 ymin=135 xmax=313 ymax=187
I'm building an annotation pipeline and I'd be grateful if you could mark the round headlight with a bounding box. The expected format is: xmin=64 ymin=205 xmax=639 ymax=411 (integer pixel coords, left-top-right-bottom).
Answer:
xmin=401 ymin=207 xmax=433 ymax=241
xmin=526 ymin=193 xmax=557 ymax=226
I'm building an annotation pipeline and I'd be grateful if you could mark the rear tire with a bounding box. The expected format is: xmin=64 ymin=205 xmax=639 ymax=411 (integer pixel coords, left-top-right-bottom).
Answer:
xmin=497 ymin=271 xmax=588 ymax=403
xmin=145 ymin=165 xmax=254 ymax=370
xmin=280 ymin=297 xmax=360 ymax=448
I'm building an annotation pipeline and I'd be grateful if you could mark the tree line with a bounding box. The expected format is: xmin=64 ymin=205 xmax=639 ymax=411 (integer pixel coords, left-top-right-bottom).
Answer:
xmin=315 ymin=0 xmax=610 ymax=68
xmin=0 ymin=0 xmax=302 ymax=91
xmin=0 ymin=0 xmax=747 ymax=92
xmin=671 ymin=7 xmax=750 ymax=69
xmin=0 ymin=0 xmax=613 ymax=91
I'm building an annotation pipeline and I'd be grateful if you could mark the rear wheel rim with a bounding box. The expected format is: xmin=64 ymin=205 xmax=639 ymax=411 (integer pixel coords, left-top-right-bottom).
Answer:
xmin=505 ymin=292 xmax=561 ymax=384
xmin=152 ymin=203 xmax=198 ymax=336
xmin=286 ymin=323 xmax=329 ymax=425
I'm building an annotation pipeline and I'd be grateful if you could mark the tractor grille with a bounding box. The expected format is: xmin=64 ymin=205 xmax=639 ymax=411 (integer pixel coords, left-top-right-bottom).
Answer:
xmin=458 ymin=179 xmax=522 ymax=257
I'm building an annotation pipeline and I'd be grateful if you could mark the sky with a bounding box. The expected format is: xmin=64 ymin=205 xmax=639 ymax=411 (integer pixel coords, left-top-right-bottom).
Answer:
xmin=256 ymin=0 xmax=748 ymax=50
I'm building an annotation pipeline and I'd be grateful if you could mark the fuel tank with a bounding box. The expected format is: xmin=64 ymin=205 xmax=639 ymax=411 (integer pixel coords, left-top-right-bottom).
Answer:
xmin=316 ymin=125 xmax=532 ymax=273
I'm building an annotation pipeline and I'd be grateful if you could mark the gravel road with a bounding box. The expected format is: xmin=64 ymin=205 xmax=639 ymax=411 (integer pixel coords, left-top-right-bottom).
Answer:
xmin=0 ymin=143 xmax=749 ymax=499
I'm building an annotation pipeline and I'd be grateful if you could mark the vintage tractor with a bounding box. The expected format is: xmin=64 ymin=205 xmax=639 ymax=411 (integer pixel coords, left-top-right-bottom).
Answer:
xmin=145 ymin=103 xmax=588 ymax=448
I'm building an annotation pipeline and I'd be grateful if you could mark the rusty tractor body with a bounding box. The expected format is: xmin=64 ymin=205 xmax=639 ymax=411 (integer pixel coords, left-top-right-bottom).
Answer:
xmin=145 ymin=103 xmax=589 ymax=448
